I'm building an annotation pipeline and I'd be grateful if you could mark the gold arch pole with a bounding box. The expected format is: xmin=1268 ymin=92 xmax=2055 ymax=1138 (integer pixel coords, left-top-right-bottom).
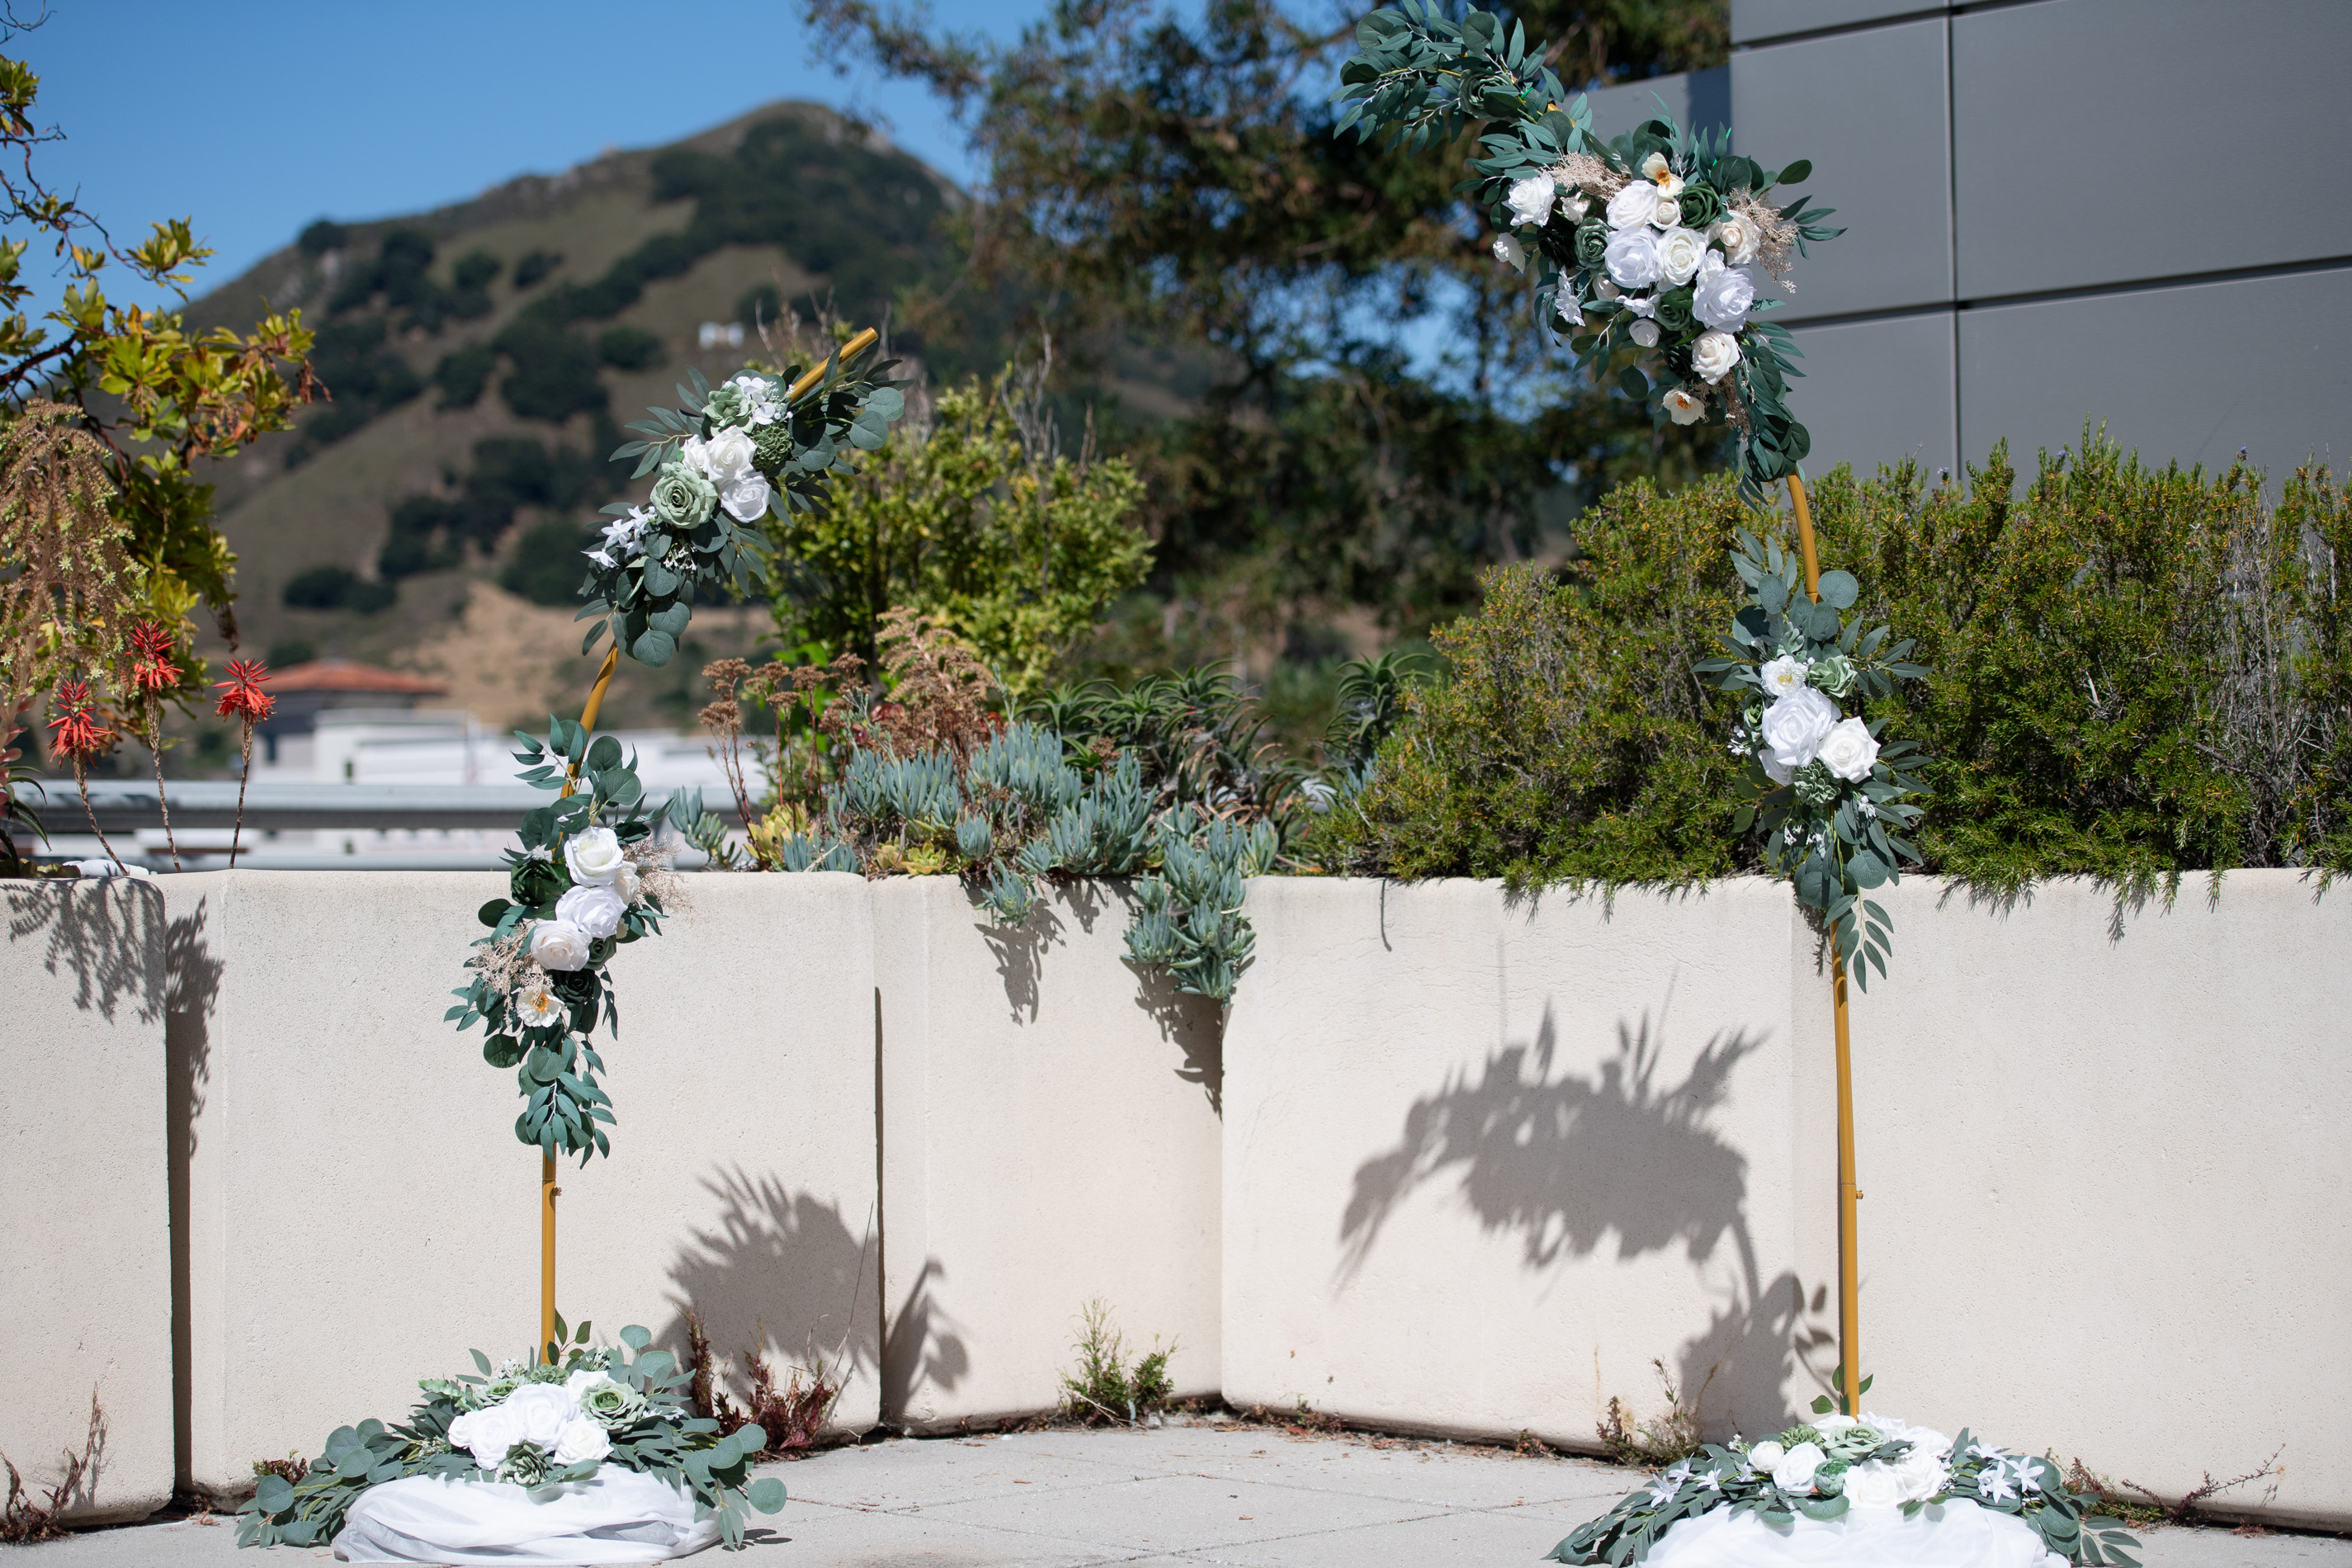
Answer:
xmin=1784 ymin=473 xmax=1863 ymax=1421
xmin=536 ymin=328 xmax=882 ymax=1363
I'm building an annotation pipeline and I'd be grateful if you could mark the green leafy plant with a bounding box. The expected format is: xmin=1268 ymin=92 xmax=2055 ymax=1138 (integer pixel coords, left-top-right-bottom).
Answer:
xmin=1059 ymin=1299 xmax=1175 ymax=1426
xmin=235 ymin=1322 xmax=785 ymax=1551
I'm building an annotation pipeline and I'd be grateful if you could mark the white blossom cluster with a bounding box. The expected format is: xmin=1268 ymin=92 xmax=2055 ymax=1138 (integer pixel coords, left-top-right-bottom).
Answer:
xmin=1741 ymin=1413 xmax=1954 ymax=1511
xmin=1755 ymin=653 xmax=1880 ymax=786
xmin=513 ymin=827 xmax=653 ymax=1018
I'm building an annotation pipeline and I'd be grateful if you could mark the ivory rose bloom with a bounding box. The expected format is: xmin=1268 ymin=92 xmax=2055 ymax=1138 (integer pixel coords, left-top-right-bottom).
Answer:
xmin=1759 ymin=687 xmax=1840 ymax=782
xmin=1747 ymin=1440 xmax=1787 ymax=1469
xmin=1663 ymin=387 xmax=1706 ymax=424
xmin=1603 ymin=226 xmax=1662 ymax=289
xmin=556 ymin=882 xmax=626 ymax=940
xmin=612 ymin=859 xmax=642 ymax=905
xmin=1816 ymin=716 xmax=1881 ymax=782
xmin=1629 ymin=318 xmax=1661 ymax=347
xmin=1656 ymin=226 xmax=1707 ymax=285
xmin=564 ymin=827 xmax=626 ymax=886
xmin=1693 ymin=256 xmax=1757 ymax=330
xmin=1690 ymin=328 xmax=1742 ymax=385
xmin=1711 ymin=210 xmax=1760 ymax=266
xmin=1771 ymin=1442 xmax=1827 ymax=1495
xmin=448 ymin=1404 xmax=526 ymax=1468
xmin=528 ymin=919 xmax=591 ymax=973
xmin=1492 ymin=234 xmax=1527 ymax=272
xmin=683 ymin=427 xmax=772 ymax=523
xmin=553 ymin=1416 xmax=612 ymax=1467
xmin=1607 ymin=182 xmax=1660 ymax=231
xmin=1505 ymin=172 xmax=1559 ymax=228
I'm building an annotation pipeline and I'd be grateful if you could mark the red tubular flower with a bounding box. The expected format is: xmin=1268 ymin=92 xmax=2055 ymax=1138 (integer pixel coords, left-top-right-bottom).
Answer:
xmin=128 ymin=621 xmax=182 ymax=697
xmin=214 ymin=659 xmax=275 ymax=723
xmin=46 ymin=680 xmax=114 ymax=758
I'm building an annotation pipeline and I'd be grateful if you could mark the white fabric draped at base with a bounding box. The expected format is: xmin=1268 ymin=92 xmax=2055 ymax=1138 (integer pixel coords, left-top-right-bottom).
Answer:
xmin=333 ymin=1465 xmax=721 ymax=1563
xmin=1644 ymin=1498 xmax=2067 ymax=1568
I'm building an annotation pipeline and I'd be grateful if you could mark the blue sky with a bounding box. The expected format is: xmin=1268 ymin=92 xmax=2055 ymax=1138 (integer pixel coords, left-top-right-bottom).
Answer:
xmin=23 ymin=0 xmax=1039 ymax=317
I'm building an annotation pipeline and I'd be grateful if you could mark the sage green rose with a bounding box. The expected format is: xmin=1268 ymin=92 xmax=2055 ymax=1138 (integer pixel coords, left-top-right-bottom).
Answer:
xmin=577 ymin=1377 xmax=649 ymax=1430
xmin=649 ymin=462 xmax=718 ymax=531
xmin=1573 ymin=220 xmax=1609 ymax=269
xmin=1655 ymin=286 xmax=1696 ymax=334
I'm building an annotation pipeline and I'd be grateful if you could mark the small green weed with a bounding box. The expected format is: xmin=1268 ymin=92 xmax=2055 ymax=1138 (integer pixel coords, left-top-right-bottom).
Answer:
xmin=1060 ymin=1298 xmax=1175 ymax=1425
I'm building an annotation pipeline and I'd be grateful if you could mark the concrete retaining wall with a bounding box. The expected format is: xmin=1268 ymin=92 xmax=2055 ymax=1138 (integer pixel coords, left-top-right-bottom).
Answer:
xmin=9 ymin=867 xmax=2346 ymax=1524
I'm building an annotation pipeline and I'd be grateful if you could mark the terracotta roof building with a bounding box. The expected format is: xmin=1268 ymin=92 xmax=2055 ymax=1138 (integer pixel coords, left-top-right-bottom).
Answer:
xmin=258 ymin=659 xmax=449 ymax=734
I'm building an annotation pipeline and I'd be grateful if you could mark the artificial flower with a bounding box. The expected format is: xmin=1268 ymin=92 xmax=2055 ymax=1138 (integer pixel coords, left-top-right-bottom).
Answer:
xmin=1605 ymin=182 xmax=1659 ymax=231
xmin=1573 ymin=220 xmax=1610 ymax=267
xmin=1561 ymin=191 xmax=1589 ymax=222
xmin=612 ymin=859 xmax=643 ymax=905
xmin=1629 ymin=319 xmax=1661 ymax=347
xmin=1556 ymin=293 xmax=1585 ymax=329
xmin=447 ymin=1404 xmax=524 ymax=1468
xmin=1603 ymin=226 xmax=1662 ymax=289
xmin=1663 ymin=387 xmax=1706 ymax=424
xmin=1690 ymin=328 xmax=1742 ymax=385
xmin=1759 ymin=655 xmax=1809 ymax=698
xmin=553 ymin=1416 xmax=612 ymax=1466
xmin=1759 ymin=686 xmax=1840 ymax=781
xmin=1693 ymin=256 xmax=1758 ymax=331
xmin=1492 ymin=234 xmax=1527 ymax=272
xmin=724 ymin=372 xmax=782 ymax=426
xmin=564 ymin=826 xmax=626 ymax=886
xmin=1655 ymin=226 xmax=1707 ymax=286
xmin=1505 ymin=172 xmax=1559 ymax=228
xmin=649 ymin=462 xmax=718 ymax=531
xmin=1807 ymin=652 xmax=1857 ymax=697
xmin=567 ymin=1371 xmax=649 ymax=1429
xmin=1747 ymin=1440 xmax=1787 ymax=1469
xmin=528 ymin=919 xmax=591 ymax=973
xmin=1637 ymin=151 xmax=1685 ymax=201
xmin=556 ymin=882 xmax=626 ymax=940
xmin=512 ymin=976 xmax=566 ymax=1032
xmin=1816 ymin=717 xmax=1881 ymax=782
xmin=1712 ymin=210 xmax=1760 ymax=266
xmin=1771 ymin=1441 xmax=1826 ymax=1495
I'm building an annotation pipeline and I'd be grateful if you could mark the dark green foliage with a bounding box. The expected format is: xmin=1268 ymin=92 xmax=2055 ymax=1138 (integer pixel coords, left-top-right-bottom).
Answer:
xmin=502 ymin=517 xmax=597 ymax=606
xmin=380 ymin=436 xmax=607 ymax=579
xmin=512 ymin=248 xmax=563 ymax=289
xmin=266 ymin=639 xmax=315 ymax=668
xmin=296 ymin=219 xmax=347 ymax=257
xmin=1310 ymin=478 xmax=1750 ymax=888
xmin=1023 ymin=665 xmax=1310 ymax=830
xmin=285 ymin=316 xmax=421 ymax=465
xmin=736 ymin=282 xmax=783 ymax=328
xmin=433 ymin=342 xmax=495 ymax=409
xmin=327 ymin=228 xmax=496 ymax=332
xmin=596 ymin=325 xmax=664 ymax=371
xmin=1325 ymin=651 xmax=1429 ymax=777
xmin=283 ymin=564 xmax=395 ymax=614
xmin=451 ymin=249 xmax=502 ymax=293
xmin=494 ymin=317 xmax=608 ymax=423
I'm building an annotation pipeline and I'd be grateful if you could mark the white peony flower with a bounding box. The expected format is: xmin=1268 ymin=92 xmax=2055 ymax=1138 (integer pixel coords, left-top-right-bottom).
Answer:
xmin=612 ymin=859 xmax=643 ymax=905
xmin=1629 ymin=318 xmax=1661 ymax=347
xmin=1690 ymin=328 xmax=1743 ymax=385
xmin=1606 ymin=182 xmax=1660 ymax=231
xmin=1747 ymin=1440 xmax=1787 ymax=1468
xmin=1505 ymin=172 xmax=1560 ymax=228
xmin=528 ymin=919 xmax=591 ymax=973
xmin=1759 ymin=654 xmax=1809 ymax=698
xmin=1693 ymin=257 xmax=1758 ymax=331
xmin=1816 ymin=717 xmax=1881 ymax=782
xmin=719 ymin=471 xmax=773 ymax=524
xmin=553 ymin=1415 xmax=612 ymax=1467
xmin=1603 ymin=226 xmax=1662 ymax=289
xmin=512 ymin=975 xmax=566 ymax=1032
xmin=1492 ymin=234 xmax=1527 ymax=272
xmin=1771 ymin=1441 xmax=1826 ymax=1495
xmin=1655 ymin=226 xmax=1707 ymax=286
xmin=555 ymin=882 xmax=626 ymax=940
xmin=1711 ymin=210 xmax=1760 ymax=266
xmin=1663 ymin=387 xmax=1706 ymax=425
xmin=1760 ymin=687 xmax=1840 ymax=778
xmin=564 ymin=827 xmax=626 ymax=886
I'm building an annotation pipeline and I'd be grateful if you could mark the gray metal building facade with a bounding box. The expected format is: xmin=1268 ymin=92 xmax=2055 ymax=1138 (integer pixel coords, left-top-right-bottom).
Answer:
xmin=1586 ymin=0 xmax=2352 ymax=485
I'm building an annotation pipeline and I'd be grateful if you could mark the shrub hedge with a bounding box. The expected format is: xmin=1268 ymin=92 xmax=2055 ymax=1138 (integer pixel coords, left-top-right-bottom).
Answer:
xmin=1312 ymin=433 xmax=2352 ymax=894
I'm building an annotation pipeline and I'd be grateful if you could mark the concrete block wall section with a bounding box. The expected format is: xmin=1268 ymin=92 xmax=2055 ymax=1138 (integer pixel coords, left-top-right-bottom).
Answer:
xmin=872 ymin=877 xmax=1223 ymax=1431
xmin=161 ymin=870 xmax=879 ymax=1499
xmin=1 ymin=879 xmax=175 ymax=1524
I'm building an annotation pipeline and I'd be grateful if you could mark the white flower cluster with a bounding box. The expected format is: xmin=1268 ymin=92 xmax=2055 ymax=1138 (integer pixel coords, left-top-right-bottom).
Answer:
xmin=446 ymin=1370 xmax=636 ymax=1476
xmin=1495 ymin=147 xmax=1768 ymax=427
xmin=1747 ymin=1413 xmax=1952 ymax=1511
xmin=1755 ymin=654 xmax=1879 ymax=786
xmin=585 ymin=505 xmax=653 ymax=571
xmin=523 ymin=827 xmax=649 ymax=983
xmin=681 ymin=425 xmax=772 ymax=525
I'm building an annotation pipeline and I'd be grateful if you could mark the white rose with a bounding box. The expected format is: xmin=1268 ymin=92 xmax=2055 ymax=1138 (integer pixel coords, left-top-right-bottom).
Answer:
xmin=1771 ymin=1441 xmax=1826 ymax=1495
xmin=1505 ymin=172 xmax=1559 ymax=229
xmin=528 ymin=919 xmax=591 ymax=973
xmin=1893 ymin=1446 xmax=1950 ymax=1504
xmin=1759 ymin=655 xmax=1808 ymax=698
xmin=1655 ymin=226 xmax=1706 ymax=286
xmin=564 ymin=826 xmax=626 ymax=886
xmin=1603 ymin=226 xmax=1662 ymax=289
xmin=1651 ymin=188 xmax=1683 ymax=228
xmin=448 ymin=1405 xmax=521 ymax=1469
xmin=553 ymin=1414 xmax=612 ymax=1467
xmin=1816 ymin=716 xmax=1881 ymax=782
xmin=504 ymin=1383 xmax=579 ymax=1450
xmin=612 ymin=859 xmax=642 ymax=905
xmin=1812 ymin=1414 xmax=1860 ymax=1436
xmin=1693 ymin=259 xmax=1758 ymax=331
xmin=719 ymin=471 xmax=772 ymax=524
xmin=1605 ymin=182 xmax=1658 ymax=232
xmin=1629 ymin=318 xmax=1660 ymax=347
xmin=1690 ymin=328 xmax=1742 ymax=385
xmin=1663 ymin=387 xmax=1705 ymax=425
xmin=555 ymin=882 xmax=626 ymax=940
xmin=1492 ymin=233 xmax=1526 ymax=272
xmin=684 ymin=427 xmax=757 ymax=485
xmin=1760 ymin=687 xmax=1840 ymax=776
xmin=1842 ymin=1459 xmax=1904 ymax=1511
xmin=1712 ymin=210 xmax=1759 ymax=266
xmin=1747 ymin=1440 xmax=1787 ymax=1469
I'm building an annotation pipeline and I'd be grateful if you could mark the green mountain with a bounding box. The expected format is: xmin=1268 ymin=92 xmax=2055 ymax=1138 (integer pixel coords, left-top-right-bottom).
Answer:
xmin=182 ymin=102 xmax=1018 ymax=732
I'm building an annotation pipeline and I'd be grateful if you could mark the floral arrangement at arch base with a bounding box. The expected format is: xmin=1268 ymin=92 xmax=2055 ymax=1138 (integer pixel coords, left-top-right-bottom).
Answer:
xmin=1548 ymin=1407 xmax=2139 ymax=1567
xmin=237 ymin=1319 xmax=784 ymax=1551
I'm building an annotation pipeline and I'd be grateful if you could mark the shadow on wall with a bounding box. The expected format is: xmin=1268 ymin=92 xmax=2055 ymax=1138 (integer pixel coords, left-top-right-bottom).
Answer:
xmin=881 ymin=1258 xmax=971 ymax=1424
xmin=5 ymin=878 xmax=167 ymax=1023
xmin=661 ymin=1170 xmax=881 ymax=1395
xmin=1339 ymin=1004 xmax=1814 ymax=1432
xmin=1131 ymin=961 xmax=1223 ymax=1114
xmin=165 ymin=892 xmax=224 ymax=1493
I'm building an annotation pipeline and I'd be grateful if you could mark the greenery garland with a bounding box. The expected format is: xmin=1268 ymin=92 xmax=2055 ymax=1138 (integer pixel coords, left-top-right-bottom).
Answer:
xmin=1334 ymin=1 xmax=1841 ymax=492
xmin=236 ymin=1320 xmax=783 ymax=1551
xmin=1548 ymin=1413 xmax=2139 ymax=1567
